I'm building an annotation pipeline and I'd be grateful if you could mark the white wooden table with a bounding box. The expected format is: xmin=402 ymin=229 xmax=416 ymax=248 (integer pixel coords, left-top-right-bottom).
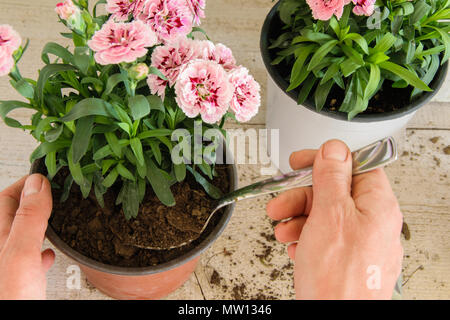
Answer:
xmin=0 ymin=0 xmax=448 ymax=300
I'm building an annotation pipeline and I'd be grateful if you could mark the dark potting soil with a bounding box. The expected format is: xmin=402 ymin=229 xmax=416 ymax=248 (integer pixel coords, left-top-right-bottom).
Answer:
xmin=48 ymin=165 xmax=230 ymax=267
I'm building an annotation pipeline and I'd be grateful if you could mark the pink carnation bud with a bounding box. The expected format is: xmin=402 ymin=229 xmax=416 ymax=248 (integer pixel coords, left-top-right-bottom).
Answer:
xmin=55 ymin=0 xmax=79 ymax=20
xmin=352 ymin=0 xmax=376 ymax=16
xmin=55 ymin=0 xmax=85 ymax=31
xmin=134 ymin=0 xmax=194 ymax=44
xmin=0 ymin=24 xmax=21 ymax=77
xmin=88 ymin=20 xmax=158 ymax=65
xmin=228 ymin=66 xmax=260 ymax=123
xmin=128 ymin=63 xmax=149 ymax=81
xmin=306 ymin=0 xmax=352 ymax=21
xmin=175 ymin=59 xmax=233 ymax=124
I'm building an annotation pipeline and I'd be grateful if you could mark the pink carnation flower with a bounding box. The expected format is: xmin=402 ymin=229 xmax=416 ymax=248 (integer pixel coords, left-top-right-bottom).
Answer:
xmin=175 ymin=59 xmax=233 ymax=124
xmin=147 ymin=39 xmax=236 ymax=98
xmin=88 ymin=20 xmax=158 ymax=65
xmin=228 ymin=67 xmax=260 ymax=123
xmin=186 ymin=0 xmax=206 ymax=25
xmin=147 ymin=38 xmax=197 ymax=97
xmin=106 ymin=0 xmax=145 ymax=21
xmin=0 ymin=25 xmax=21 ymax=77
xmin=55 ymin=0 xmax=79 ymax=20
xmin=352 ymin=0 xmax=376 ymax=16
xmin=134 ymin=0 xmax=194 ymax=44
xmin=306 ymin=0 xmax=351 ymax=20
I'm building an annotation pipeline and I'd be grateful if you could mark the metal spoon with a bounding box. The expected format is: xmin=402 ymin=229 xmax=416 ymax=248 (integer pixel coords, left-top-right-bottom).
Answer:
xmin=132 ymin=136 xmax=397 ymax=250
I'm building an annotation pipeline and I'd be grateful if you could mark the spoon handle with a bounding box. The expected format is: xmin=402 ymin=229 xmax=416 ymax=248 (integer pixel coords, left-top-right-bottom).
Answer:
xmin=217 ymin=137 xmax=397 ymax=209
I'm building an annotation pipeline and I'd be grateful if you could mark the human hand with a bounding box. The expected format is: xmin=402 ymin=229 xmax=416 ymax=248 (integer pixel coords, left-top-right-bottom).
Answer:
xmin=0 ymin=174 xmax=54 ymax=300
xmin=267 ymin=140 xmax=403 ymax=300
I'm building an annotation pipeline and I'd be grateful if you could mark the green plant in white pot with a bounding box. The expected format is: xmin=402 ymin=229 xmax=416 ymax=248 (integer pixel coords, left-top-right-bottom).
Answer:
xmin=261 ymin=0 xmax=449 ymax=172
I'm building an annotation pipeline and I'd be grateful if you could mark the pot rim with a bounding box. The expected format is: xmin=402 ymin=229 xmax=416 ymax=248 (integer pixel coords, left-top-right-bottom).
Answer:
xmin=32 ymin=161 xmax=238 ymax=276
xmin=260 ymin=1 xmax=449 ymax=123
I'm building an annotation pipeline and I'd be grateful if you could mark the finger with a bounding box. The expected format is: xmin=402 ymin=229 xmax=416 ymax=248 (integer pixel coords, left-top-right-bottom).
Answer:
xmin=274 ymin=216 xmax=307 ymax=243
xmin=0 ymin=176 xmax=27 ymax=250
xmin=289 ymin=149 xmax=317 ymax=170
xmin=352 ymin=168 xmax=402 ymax=228
xmin=312 ymin=140 xmax=353 ymax=211
xmin=287 ymin=243 xmax=297 ymax=260
xmin=266 ymin=187 xmax=313 ymax=221
xmin=4 ymin=174 xmax=52 ymax=254
xmin=41 ymin=248 xmax=55 ymax=272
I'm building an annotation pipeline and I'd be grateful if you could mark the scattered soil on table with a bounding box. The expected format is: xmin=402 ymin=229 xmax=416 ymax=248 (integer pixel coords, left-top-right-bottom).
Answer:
xmin=210 ymin=269 xmax=222 ymax=286
xmin=402 ymin=222 xmax=411 ymax=241
xmin=444 ymin=146 xmax=450 ymax=155
xmin=44 ymin=163 xmax=231 ymax=267
xmin=429 ymin=137 xmax=440 ymax=144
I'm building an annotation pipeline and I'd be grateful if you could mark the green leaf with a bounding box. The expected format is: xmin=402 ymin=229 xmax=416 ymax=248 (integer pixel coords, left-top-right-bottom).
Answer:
xmin=431 ymin=27 xmax=450 ymax=64
xmin=340 ymin=58 xmax=361 ymax=77
xmin=11 ymin=79 xmax=34 ymax=99
xmin=45 ymin=151 xmax=57 ymax=180
xmin=297 ymin=74 xmax=317 ymax=105
xmin=105 ymin=132 xmax=123 ymax=158
xmin=73 ymin=46 xmax=91 ymax=74
xmin=60 ymin=175 xmax=73 ymax=203
xmin=129 ymin=95 xmax=150 ymax=120
xmin=30 ymin=140 xmax=71 ymax=163
xmin=341 ymin=44 xmax=365 ymax=66
xmin=41 ymin=42 xmax=74 ymax=65
xmin=72 ymin=116 xmax=94 ymax=164
xmin=364 ymin=64 xmax=381 ymax=100
xmin=412 ymin=54 xmax=440 ymax=98
xmin=61 ymin=98 xmax=115 ymax=122
xmin=379 ymin=61 xmax=432 ymax=91
xmin=314 ymin=80 xmax=334 ymax=111
xmin=308 ymin=40 xmax=339 ymax=71
xmin=117 ymin=163 xmax=135 ymax=181
xmin=121 ymin=180 xmax=141 ymax=220
xmin=138 ymin=128 xmax=172 ymax=140
xmin=36 ymin=64 xmax=77 ymax=106
xmin=147 ymin=95 xmax=165 ymax=113
xmin=410 ymin=1 xmax=431 ymax=25
xmin=187 ymin=166 xmax=223 ymax=200
xmin=344 ymin=33 xmax=369 ymax=54
xmin=373 ymin=33 xmax=396 ymax=53
xmin=0 ymin=100 xmax=34 ymax=128
xmin=102 ymin=73 xmax=128 ymax=98
xmin=93 ymin=139 xmax=130 ymax=160
xmin=45 ymin=124 xmax=64 ymax=142
xmin=149 ymin=140 xmax=162 ymax=165
xmin=67 ymin=147 xmax=86 ymax=187
xmin=174 ymin=163 xmax=186 ymax=182
xmin=102 ymin=167 xmax=119 ymax=188
xmin=287 ymin=44 xmax=316 ymax=91
xmin=130 ymin=138 xmax=145 ymax=166
xmin=149 ymin=67 xmax=168 ymax=81
xmin=146 ymin=157 xmax=175 ymax=206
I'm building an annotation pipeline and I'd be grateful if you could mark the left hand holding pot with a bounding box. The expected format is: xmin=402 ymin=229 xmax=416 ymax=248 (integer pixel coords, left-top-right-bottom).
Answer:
xmin=0 ymin=174 xmax=54 ymax=300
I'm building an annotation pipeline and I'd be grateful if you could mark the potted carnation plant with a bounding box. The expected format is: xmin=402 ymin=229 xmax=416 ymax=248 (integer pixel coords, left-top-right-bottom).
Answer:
xmin=261 ymin=0 xmax=449 ymax=172
xmin=0 ymin=0 xmax=260 ymax=299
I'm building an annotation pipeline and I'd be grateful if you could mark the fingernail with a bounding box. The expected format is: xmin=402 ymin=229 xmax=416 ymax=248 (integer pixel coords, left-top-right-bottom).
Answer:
xmin=322 ymin=140 xmax=349 ymax=162
xmin=23 ymin=174 xmax=43 ymax=197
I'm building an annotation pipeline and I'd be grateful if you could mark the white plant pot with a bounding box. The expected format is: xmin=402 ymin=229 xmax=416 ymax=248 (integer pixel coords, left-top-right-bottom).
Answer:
xmin=261 ymin=2 xmax=448 ymax=174
xmin=266 ymin=77 xmax=415 ymax=173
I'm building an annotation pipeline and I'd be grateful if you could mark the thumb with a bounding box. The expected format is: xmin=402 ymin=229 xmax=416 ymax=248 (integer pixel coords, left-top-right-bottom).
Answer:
xmin=6 ymin=174 xmax=52 ymax=253
xmin=312 ymin=140 xmax=353 ymax=210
